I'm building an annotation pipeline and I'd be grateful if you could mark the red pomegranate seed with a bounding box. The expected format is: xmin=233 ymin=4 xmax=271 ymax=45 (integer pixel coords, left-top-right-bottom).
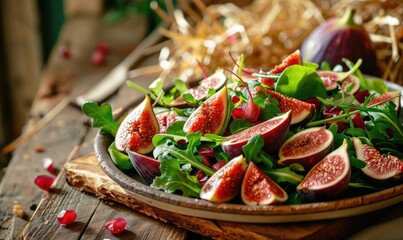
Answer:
xmin=198 ymin=146 xmax=215 ymax=157
xmin=212 ymin=160 xmax=226 ymax=171
xmin=57 ymin=210 xmax=77 ymax=226
xmin=105 ymin=217 xmax=127 ymax=234
xmin=34 ymin=175 xmax=54 ymax=191
xmin=42 ymin=157 xmax=56 ymax=174
xmin=95 ymin=42 xmax=109 ymax=54
xmin=91 ymin=50 xmax=105 ymax=66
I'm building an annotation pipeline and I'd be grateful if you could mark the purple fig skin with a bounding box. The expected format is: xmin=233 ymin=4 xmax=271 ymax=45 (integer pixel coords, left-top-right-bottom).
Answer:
xmin=241 ymin=162 xmax=288 ymax=206
xmin=200 ymin=155 xmax=248 ymax=203
xmin=222 ymin=111 xmax=291 ymax=159
xmin=127 ymin=149 xmax=160 ymax=184
xmin=297 ymin=140 xmax=351 ymax=202
xmin=278 ymin=127 xmax=334 ymax=169
xmin=301 ymin=8 xmax=378 ymax=76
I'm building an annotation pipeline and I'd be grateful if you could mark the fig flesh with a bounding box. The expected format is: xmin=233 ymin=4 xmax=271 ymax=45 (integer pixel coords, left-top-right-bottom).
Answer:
xmin=241 ymin=162 xmax=288 ymax=205
xmin=278 ymin=127 xmax=334 ymax=168
xmin=268 ymin=49 xmax=302 ymax=74
xmin=127 ymin=150 xmax=160 ymax=184
xmin=115 ymin=95 xmax=159 ymax=154
xmin=297 ymin=140 xmax=351 ymax=202
xmin=222 ymin=111 xmax=291 ymax=159
xmin=266 ymin=89 xmax=315 ymax=125
xmin=200 ymin=155 xmax=248 ymax=203
xmin=353 ymin=138 xmax=403 ymax=181
xmin=168 ymin=69 xmax=227 ymax=107
xmin=317 ymin=70 xmax=360 ymax=94
xmin=183 ymin=86 xmax=228 ymax=135
xmin=367 ymin=91 xmax=401 ymax=112
xmin=301 ymin=8 xmax=378 ymax=76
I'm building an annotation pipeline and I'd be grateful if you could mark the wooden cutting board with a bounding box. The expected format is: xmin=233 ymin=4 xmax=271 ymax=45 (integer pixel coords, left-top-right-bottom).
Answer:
xmin=64 ymin=154 xmax=394 ymax=240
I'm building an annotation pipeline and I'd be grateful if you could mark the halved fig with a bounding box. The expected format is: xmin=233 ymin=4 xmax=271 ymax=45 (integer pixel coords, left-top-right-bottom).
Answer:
xmin=266 ymin=89 xmax=315 ymax=125
xmin=168 ymin=69 xmax=227 ymax=107
xmin=317 ymin=70 xmax=360 ymax=94
xmin=368 ymin=91 xmax=401 ymax=112
xmin=353 ymin=137 xmax=403 ymax=181
xmin=241 ymin=162 xmax=288 ymax=205
xmin=115 ymin=95 xmax=159 ymax=154
xmin=200 ymin=155 xmax=248 ymax=203
xmin=222 ymin=111 xmax=291 ymax=158
xmin=268 ymin=49 xmax=302 ymax=74
xmin=183 ymin=86 xmax=228 ymax=135
xmin=297 ymin=140 xmax=351 ymax=202
xmin=278 ymin=127 xmax=334 ymax=168
xmin=127 ymin=150 xmax=160 ymax=184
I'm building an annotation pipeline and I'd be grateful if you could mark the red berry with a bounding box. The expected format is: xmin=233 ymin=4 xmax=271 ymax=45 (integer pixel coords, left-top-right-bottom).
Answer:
xmin=105 ymin=217 xmax=127 ymax=234
xmin=34 ymin=175 xmax=54 ymax=191
xmin=42 ymin=157 xmax=56 ymax=174
xmin=91 ymin=50 xmax=105 ymax=65
xmin=57 ymin=210 xmax=77 ymax=226
xmin=96 ymin=42 xmax=109 ymax=54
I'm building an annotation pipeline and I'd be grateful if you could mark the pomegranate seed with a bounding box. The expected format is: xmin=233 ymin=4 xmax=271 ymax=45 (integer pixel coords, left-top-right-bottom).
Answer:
xmin=58 ymin=44 xmax=70 ymax=58
xmin=105 ymin=217 xmax=127 ymax=234
xmin=322 ymin=106 xmax=344 ymax=119
xmin=231 ymin=95 xmax=240 ymax=104
xmin=354 ymin=90 xmax=370 ymax=103
xmin=42 ymin=157 xmax=56 ymax=174
xmin=351 ymin=113 xmax=366 ymax=129
xmin=57 ymin=210 xmax=77 ymax=226
xmin=95 ymin=42 xmax=109 ymax=54
xmin=34 ymin=175 xmax=54 ymax=191
xmin=232 ymin=106 xmax=245 ymax=119
xmin=212 ymin=160 xmax=226 ymax=171
xmin=198 ymin=146 xmax=215 ymax=157
xmin=91 ymin=50 xmax=105 ymax=66
xmin=200 ymin=154 xmax=212 ymax=167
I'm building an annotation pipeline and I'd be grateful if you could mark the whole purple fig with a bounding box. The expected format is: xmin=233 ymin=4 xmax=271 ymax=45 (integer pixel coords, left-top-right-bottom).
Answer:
xmin=301 ymin=8 xmax=378 ymax=76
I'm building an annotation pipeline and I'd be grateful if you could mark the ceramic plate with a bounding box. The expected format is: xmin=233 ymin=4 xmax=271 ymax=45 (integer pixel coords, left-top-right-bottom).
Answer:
xmin=94 ymin=80 xmax=403 ymax=223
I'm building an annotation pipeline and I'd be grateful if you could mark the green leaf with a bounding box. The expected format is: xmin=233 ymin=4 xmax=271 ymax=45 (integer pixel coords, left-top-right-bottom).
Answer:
xmin=182 ymin=93 xmax=197 ymax=104
xmin=149 ymin=78 xmax=164 ymax=97
xmin=166 ymin=121 xmax=186 ymax=135
xmin=275 ymin=65 xmax=327 ymax=100
xmin=242 ymin=135 xmax=264 ymax=162
xmin=265 ymin=167 xmax=304 ymax=185
xmin=350 ymin=156 xmax=367 ymax=169
xmin=108 ymin=142 xmax=133 ymax=170
xmin=82 ymin=102 xmax=119 ymax=136
xmin=151 ymin=156 xmax=202 ymax=197
xmin=174 ymin=79 xmax=188 ymax=93
xmin=229 ymin=119 xmax=251 ymax=134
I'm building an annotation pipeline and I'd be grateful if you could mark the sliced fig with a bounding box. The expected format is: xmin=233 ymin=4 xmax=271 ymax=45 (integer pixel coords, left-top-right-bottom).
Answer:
xmin=200 ymin=155 xmax=248 ymax=202
xmin=127 ymin=150 xmax=160 ymax=184
xmin=241 ymin=162 xmax=288 ymax=205
xmin=115 ymin=95 xmax=159 ymax=154
xmin=297 ymin=140 xmax=351 ymax=202
xmin=183 ymin=86 xmax=228 ymax=135
xmin=278 ymin=127 xmax=334 ymax=168
xmin=268 ymin=49 xmax=302 ymax=74
xmin=222 ymin=111 xmax=291 ymax=158
xmin=353 ymin=137 xmax=403 ymax=181
xmin=168 ymin=69 xmax=226 ymax=107
xmin=367 ymin=91 xmax=401 ymax=112
xmin=266 ymin=89 xmax=315 ymax=125
xmin=317 ymin=70 xmax=360 ymax=94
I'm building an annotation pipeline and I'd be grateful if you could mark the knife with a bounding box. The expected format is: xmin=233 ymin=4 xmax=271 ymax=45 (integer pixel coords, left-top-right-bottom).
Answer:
xmin=75 ymin=24 xmax=166 ymax=107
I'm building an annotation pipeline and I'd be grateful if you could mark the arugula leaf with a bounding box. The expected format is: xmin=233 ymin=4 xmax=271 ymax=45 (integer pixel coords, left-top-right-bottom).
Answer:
xmin=108 ymin=142 xmax=133 ymax=170
xmin=241 ymin=135 xmax=275 ymax=169
xmin=166 ymin=121 xmax=186 ymax=135
xmin=265 ymin=167 xmax=304 ymax=185
xmin=229 ymin=119 xmax=251 ymax=134
xmin=151 ymin=156 xmax=202 ymax=197
xmin=82 ymin=102 xmax=119 ymax=136
xmin=276 ymin=65 xmax=327 ymax=100
xmin=174 ymin=78 xmax=188 ymax=93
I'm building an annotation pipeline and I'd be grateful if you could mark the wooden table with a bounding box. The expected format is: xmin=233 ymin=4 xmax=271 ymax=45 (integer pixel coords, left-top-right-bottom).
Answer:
xmin=1 ymin=12 xmax=402 ymax=240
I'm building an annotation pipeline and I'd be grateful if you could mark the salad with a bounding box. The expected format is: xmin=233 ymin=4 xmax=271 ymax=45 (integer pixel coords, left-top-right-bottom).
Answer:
xmin=83 ymin=50 xmax=403 ymax=206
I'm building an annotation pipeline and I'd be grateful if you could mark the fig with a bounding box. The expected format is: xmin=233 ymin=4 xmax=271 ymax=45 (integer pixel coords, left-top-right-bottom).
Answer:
xmin=317 ymin=70 xmax=360 ymax=94
xmin=115 ymin=95 xmax=159 ymax=154
xmin=368 ymin=91 xmax=401 ymax=112
xmin=241 ymin=162 xmax=288 ymax=206
xmin=168 ymin=69 xmax=226 ymax=107
xmin=278 ymin=127 xmax=334 ymax=168
xmin=301 ymin=8 xmax=378 ymax=76
xmin=200 ymin=155 xmax=248 ymax=203
xmin=268 ymin=49 xmax=302 ymax=74
xmin=297 ymin=140 xmax=351 ymax=202
xmin=127 ymin=150 xmax=160 ymax=184
xmin=353 ymin=138 xmax=403 ymax=181
xmin=266 ymin=89 xmax=315 ymax=125
xmin=222 ymin=111 xmax=291 ymax=159
xmin=183 ymin=86 xmax=228 ymax=135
